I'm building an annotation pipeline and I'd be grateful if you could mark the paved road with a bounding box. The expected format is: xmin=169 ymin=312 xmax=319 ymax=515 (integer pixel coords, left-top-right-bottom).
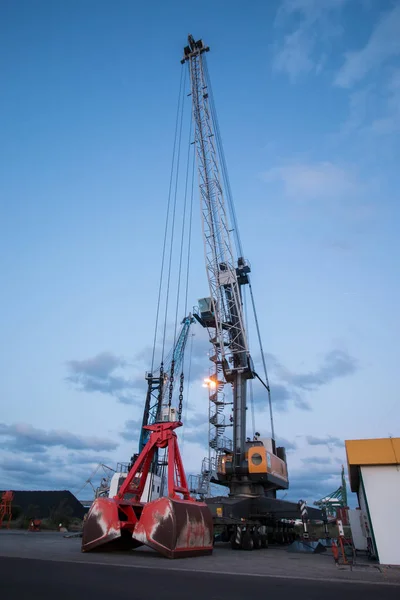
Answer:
xmin=1 ymin=557 xmax=399 ymax=600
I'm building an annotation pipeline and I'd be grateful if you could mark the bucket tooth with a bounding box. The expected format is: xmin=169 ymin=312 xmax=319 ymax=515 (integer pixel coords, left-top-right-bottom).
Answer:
xmin=132 ymin=496 xmax=213 ymax=559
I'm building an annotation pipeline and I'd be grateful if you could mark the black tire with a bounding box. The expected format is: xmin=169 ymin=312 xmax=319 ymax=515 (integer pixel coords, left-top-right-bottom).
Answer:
xmin=252 ymin=532 xmax=261 ymax=550
xmin=220 ymin=529 xmax=230 ymax=543
xmin=241 ymin=530 xmax=254 ymax=551
xmin=230 ymin=533 xmax=241 ymax=550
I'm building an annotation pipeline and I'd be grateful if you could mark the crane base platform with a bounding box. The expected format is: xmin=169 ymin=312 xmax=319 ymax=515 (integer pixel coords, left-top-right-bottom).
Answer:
xmin=206 ymin=495 xmax=325 ymax=550
xmin=206 ymin=495 xmax=324 ymax=522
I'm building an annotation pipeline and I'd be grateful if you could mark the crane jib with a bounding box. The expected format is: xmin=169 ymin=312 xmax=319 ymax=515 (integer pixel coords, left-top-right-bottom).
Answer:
xmin=183 ymin=35 xmax=285 ymax=501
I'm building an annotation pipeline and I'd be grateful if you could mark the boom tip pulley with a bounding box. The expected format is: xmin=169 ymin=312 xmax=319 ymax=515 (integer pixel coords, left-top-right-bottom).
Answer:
xmin=181 ymin=35 xmax=210 ymax=63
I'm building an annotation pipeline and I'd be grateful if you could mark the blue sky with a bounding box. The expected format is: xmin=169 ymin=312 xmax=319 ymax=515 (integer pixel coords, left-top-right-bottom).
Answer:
xmin=1 ymin=0 xmax=399 ymax=507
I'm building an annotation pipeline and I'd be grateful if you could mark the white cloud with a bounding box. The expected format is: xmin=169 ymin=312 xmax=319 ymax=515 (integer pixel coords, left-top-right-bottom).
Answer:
xmin=0 ymin=422 xmax=118 ymax=452
xmin=273 ymin=0 xmax=349 ymax=81
xmin=262 ymin=161 xmax=360 ymax=200
xmin=334 ymin=67 xmax=400 ymax=143
xmin=370 ymin=68 xmax=400 ymax=134
xmin=335 ymin=4 xmax=400 ymax=88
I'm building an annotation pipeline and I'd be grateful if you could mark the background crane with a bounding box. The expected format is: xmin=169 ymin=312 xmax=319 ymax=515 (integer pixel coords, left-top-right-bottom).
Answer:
xmin=139 ymin=314 xmax=194 ymax=452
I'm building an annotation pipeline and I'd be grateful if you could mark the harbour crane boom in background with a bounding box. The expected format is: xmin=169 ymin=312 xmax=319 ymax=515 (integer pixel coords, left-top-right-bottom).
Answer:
xmin=139 ymin=314 xmax=194 ymax=452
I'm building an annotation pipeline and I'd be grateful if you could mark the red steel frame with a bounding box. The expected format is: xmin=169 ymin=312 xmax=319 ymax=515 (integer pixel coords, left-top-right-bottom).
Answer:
xmin=81 ymin=420 xmax=213 ymax=556
xmin=0 ymin=491 xmax=14 ymax=529
xmin=117 ymin=420 xmax=194 ymax=502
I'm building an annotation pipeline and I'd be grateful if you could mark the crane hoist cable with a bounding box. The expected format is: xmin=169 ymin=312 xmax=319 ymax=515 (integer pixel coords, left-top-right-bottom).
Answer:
xmin=177 ymin=126 xmax=196 ymax=388
xmin=184 ymin=149 xmax=196 ymax=317
xmin=203 ymin=56 xmax=243 ymax=259
xmin=248 ymin=280 xmax=275 ymax=440
xmin=243 ymin=288 xmax=256 ymax=438
xmin=173 ymin=117 xmax=193 ymax=347
xmin=180 ymin=330 xmax=195 ymax=458
xmin=161 ymin=66 xmax=187 ymax=365
xmin=150 ymin=66 xmax=185 ymax=375
xmin=146 ymin=59 xmax=195 ymax=425
xmin=202 ymin=52 xmax=275 ymax=441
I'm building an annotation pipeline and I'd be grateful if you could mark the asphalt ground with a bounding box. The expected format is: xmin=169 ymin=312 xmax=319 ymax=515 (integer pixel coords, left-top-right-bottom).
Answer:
xmin=1 ymin=530 xmax=400 ymax=592
xmin=2 ymin=556 xmax=400 ymax=600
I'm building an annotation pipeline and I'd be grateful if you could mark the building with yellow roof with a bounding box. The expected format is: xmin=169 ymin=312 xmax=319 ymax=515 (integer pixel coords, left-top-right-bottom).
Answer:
xmin=345 ymin=437 xmax=400 ymax=566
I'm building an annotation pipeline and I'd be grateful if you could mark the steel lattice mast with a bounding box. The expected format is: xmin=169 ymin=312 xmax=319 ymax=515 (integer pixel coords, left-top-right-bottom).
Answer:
xmin=182 ymin=36 xmax=255 ymax=485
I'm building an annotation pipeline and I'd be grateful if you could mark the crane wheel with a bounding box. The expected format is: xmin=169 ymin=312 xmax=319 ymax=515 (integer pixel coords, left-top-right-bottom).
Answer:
xmin=230 ymin=534 xmax=241 ymax=550
xmin=241 ymin=530 xmax=254 ymax=551
xmin=251 ymin=531 xmax=261 ymax=550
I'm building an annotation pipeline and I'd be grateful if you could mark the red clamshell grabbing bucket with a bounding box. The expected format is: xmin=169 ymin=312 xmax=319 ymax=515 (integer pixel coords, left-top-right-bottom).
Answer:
xmin=81 ymin=497 xmax=143 ymax=552
xmin=81 ymin=421 xmax=214 ymax=558
xmin=132 ymin=496 xmax=213 ymax=558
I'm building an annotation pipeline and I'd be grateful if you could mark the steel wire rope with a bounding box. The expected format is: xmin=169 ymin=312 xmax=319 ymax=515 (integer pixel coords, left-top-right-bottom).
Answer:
xmin=248 ymin=281 xmax=275 ymax=440
xmin=173 ymin=114 xmax=193 ymax=344
xmin=178 ymin=141 xmax=196 ymax=385
xmin=74 ymin=462 xmax=102 ymax=497
xmin=204 ymin=55 xmax=276 ymax=441
xmin=179 ymin=144 xmax=197 ymax=434
xmin=180 ymin=332 xmax=194 ymax=458
xmin=243 ymin=288 xmax=256 ymax=438
xmin=184 ymin=149 xmax=196 ymax=318
xmin=161 ymin=66 xmax=187 ymax=367
xmin=203 ymin=56 xmax=243 ymax=258
xmin=150 ymin=66 xmax=185 ymax=374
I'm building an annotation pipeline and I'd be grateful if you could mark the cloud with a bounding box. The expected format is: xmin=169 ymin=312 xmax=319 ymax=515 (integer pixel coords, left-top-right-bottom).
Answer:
xmin=273 ymin=0 xmax=349 ymax=81
xmin=66 ymin=452 xmax=114 ymax=465
xmin=0 ymin=464 xmax=95 ymax=493
xmin=283 ymin=459 xmax=346 ymax=503
xmin=302 ymin=456 xmax=332 ymax=465
xmin=254 ymin=349 xmax=357 ymax=413
xmin=0 ymin=422 xmax=118 ymax=453
xmin=284 ymin=350 xmax=358 ymax=390
xmin=179 ymin=412 xmax=209 ymax=448
xmin=120 ymin=419 xmax=142 ymax=442
xmin=306 ymin=434 xmax=344 ymax=449
xmin=370 ymin=68 xmax=400 ymax=135
xmin=66 ymin=352 xmax=143 ymax=405
xmin=283 ymin=468 xmax=344 ymax=503
xmin=67 ymin=352 xmax=127 ymax=377
xmin=0 ymin=446 xmax=117 ymax=494
xmin=335 ymin=67 xmax=400 ymax=144
xmin=0 ymin=456 xmax=50 ymax=476
xmin=262 ymin=161 xmax=360 ymax=201
xmin=253 ymin=382 xmax=311 ymax=413
xmin=276 ymin=437 xmax=297 ymax=451
xmin=335 ymin=4 xmax=400 ymax=88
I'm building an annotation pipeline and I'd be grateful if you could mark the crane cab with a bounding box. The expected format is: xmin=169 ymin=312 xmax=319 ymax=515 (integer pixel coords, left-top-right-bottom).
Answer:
xmin=195 ymin=297 xmax=216 ymax=328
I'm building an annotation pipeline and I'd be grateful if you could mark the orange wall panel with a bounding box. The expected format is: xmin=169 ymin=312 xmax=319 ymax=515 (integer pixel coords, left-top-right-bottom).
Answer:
xmin=346 ymin=438 xmax=400 ymax=466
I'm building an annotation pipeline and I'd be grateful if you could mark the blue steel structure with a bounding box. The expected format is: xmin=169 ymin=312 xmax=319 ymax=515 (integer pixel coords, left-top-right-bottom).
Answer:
xmin=138 ymin=314 xmax=195 ymax=452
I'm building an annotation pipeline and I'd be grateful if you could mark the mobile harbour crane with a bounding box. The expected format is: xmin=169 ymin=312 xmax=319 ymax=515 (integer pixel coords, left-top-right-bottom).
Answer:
xmin=81 ymin=34 xmax=325 ymax=557
xmin=182 ymin=35 xmax=324 ymax=549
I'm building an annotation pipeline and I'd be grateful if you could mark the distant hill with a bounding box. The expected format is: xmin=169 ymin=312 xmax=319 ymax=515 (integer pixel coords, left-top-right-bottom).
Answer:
xmin=0 ymin=490 xmax=86 ymax=520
